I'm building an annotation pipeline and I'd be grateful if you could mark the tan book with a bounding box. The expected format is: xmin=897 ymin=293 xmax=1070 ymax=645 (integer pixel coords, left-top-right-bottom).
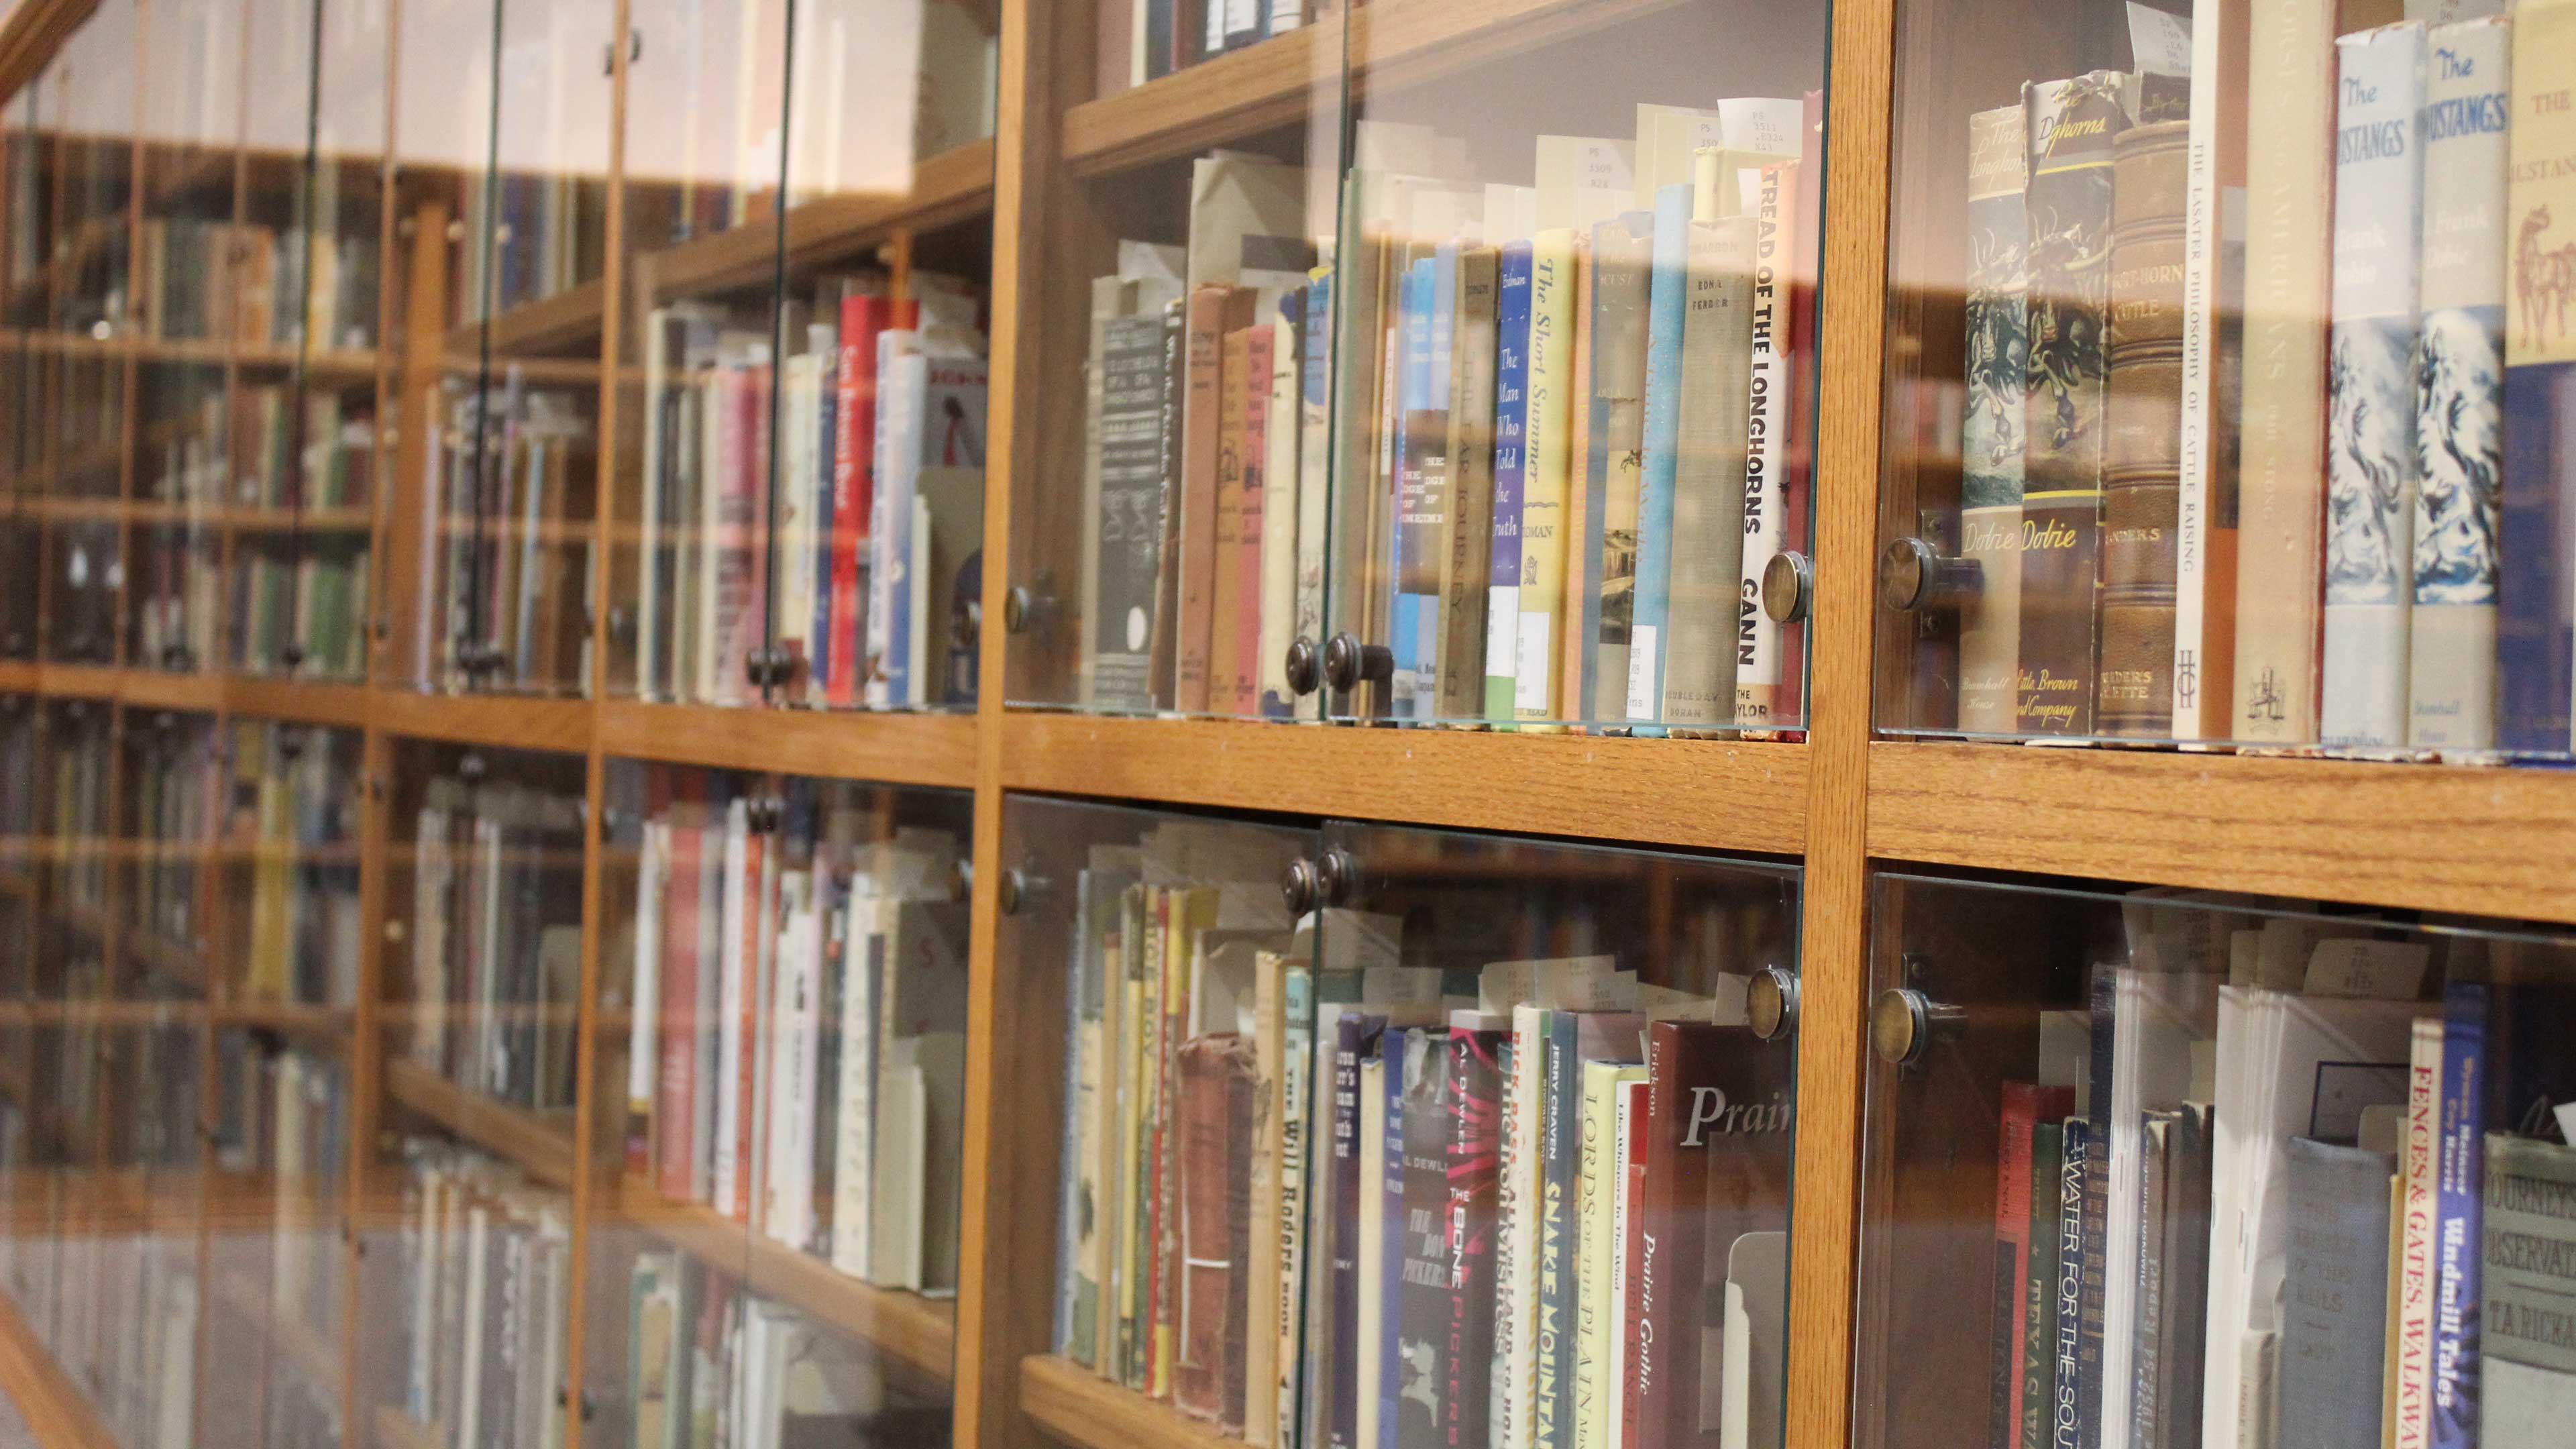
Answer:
xmin=1212 ymin=325 xmax=1255 ymax=716
xmin=1438 ymin=245 xmax=1501 ymax=719
xmin=1179 ymin=285 xmax=1254 ymax=714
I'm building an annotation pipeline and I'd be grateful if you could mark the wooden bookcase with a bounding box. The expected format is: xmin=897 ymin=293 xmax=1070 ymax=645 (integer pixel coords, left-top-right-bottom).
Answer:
xmin=0 ymin=0 xmax=2569 ymax=1446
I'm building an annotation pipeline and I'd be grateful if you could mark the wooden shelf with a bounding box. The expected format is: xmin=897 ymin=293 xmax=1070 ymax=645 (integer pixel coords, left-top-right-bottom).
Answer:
xmin=1000 ymin=712 xmax=1809 ymax=856
xmin=27 ymin=496 xmax=374 ymax=532
xmin=372 ymin=689 xmax=593 ymax=755
xmin=616 ymin=1175 xmax=957 ymax=1388
xmin=1865 ymin=739 xmax=2576 ymax=924
xmin=596 ymin=698 xmax=979 ymax=789
xmin=642 ymin=139 xmax=998 ymax=307
xmin=1020 ymin=1353 xmax=1238 ymax=1449
xmin=0 ymin=1283 xmax=116 ymax=1449
xmin=380 ymin=1057 xmax=576 ymax=1187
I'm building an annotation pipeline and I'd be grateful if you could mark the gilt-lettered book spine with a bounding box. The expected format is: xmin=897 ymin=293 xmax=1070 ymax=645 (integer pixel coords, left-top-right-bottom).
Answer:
xmin=1096 ymin=313 xmax=1173 ymax=713
xmin=2409 ymin=15 xmax=2510 ymax=753
xmin=1962 ymin=103 xmax=2033 ymax=736
xmin=2322 ymin=22 xmax=2428 ymax=751
xmin=2501 ymin=0 xmax=2576 ymax=757
xmin=2019 ymin=73 xmax=2134 ymax=737
xmin=2098 ymin=82 xmax=2192 ymax=738
xmin=2232 ymin=0 xmax=2343 ymax=745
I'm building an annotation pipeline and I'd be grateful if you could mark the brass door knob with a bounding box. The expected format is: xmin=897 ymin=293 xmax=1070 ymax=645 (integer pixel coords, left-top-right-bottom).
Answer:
xmin=1870 ymin=986 xmax=1964 ymax=1066
xmin=1762 ymin=552 xmax=1812 ymax=625
xmin=1878 ymin=537 xmax=1983 ymax=614
xmin=1747 ymin=965 xmax=1800 ymax=1041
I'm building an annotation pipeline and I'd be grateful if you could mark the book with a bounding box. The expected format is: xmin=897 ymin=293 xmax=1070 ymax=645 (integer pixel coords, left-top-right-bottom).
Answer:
xmin=1962 ymin=103 xmax=2033 ymax=735
xmin=1332 ymin=1009 xmax=1393 ymax=1449
xmin=2053 ymin=1117 xmax=2089 ymax=1449
xmin=1489 ymin=246 xmax=1535 ymax=722
xmin=1212 ymin=325 xmax=1258 ymax=717
xmin=2501 ymin=0 xmax=2576 ymax=755
xmin=2172 ymin=0 xmax=2253 ymax=740
xmin=2480 ymin=1133 xmax=2576 ymax=1441
xmin=2025 ymin=1120 xmax=2065 ymax=1449
xmin=1095 ymin=311 xmax=1177 ymax=712
xmin=1445 ymin=1017 xmax=1507 ymax=1449
xmin=2392 ymin=1016 xmax=2443 ymax=1449
xmin=1181 ymin=285 xmax=1256 ymax=713
xmin=1574 ymin=1059 xmax=1645 ymax=1449
xmin=2322 ymin=21 xmax=2429 ymax=750
xmin=1666 ymin=176 xmax=1758 ymax=733
xmin=1176 ymin=1032 xmax=1258 ymax=1429
xmin=2408 ymin=14 xmax=2511 ymax=751
xmin=2019 ymin=72 xmax=2133 ymax=737
xmin=2430 ymin=985 xmax=2487 ymax=1449
xmin=2277 ymin=1136 xmax=2398 ymax=1449
xmin=1733 ymin=162 xmax=1799 ymax=731
xmin=1517 ymin=231 xmax=1581 ymax=723
xmin=1613 ymin=1075 xmax=1650 ymax=1449
xmin=2098 ymin=93 xmax=2192 ymax=739
xmin=1587 ymin=214 xmax=1656 ymax=722
xmin=1439 ymin=246 xmax=1501 ymax=721
xmin=1994 ymin=1083 xmax=2079 ymax=1449
xmin=1631 ymin=184 xmax=1694 ymax=727
xmin=1259 ymin=297 xmax=1303 ymax=718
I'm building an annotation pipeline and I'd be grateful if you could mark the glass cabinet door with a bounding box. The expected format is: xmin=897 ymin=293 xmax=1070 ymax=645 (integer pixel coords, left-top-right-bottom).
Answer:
xmin=583 ymin=761 xmax=973 ymax=1447
xmin=609 ymin=0 xmax=998 ymax=712
xmin=1853 ymin=872 xmax=2576 ymax=1449
xmin=361 ymin=736 xmax=587 ymax=1446
xmin=36 ymin=1 xmax=136 ymax=668
xmin=26 ymin=697 xmax=112 ymax=1385
xmin=997 ymin=15 xmax=1342 ymax=721
xmin=1318 ymin=1 xmax=1827 ymax=736
xmin=1303 ymin=823 xmax=1801 ymax=1449
xmin=3 ymin=85 xmax=38 ymax=660
xmin=0 ymin=698 xmax=41 ymax=1366
xmin=1875 ymin=0 xmax=2574 ymax=761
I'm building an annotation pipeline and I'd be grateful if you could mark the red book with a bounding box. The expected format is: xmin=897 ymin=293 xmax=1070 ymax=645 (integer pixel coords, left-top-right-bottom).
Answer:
xmin=1173 ymin=1033 xmax=1257 ymax=1428
xmin=1621 ymin=1075 xmax=1652 ymax=1449
xmin=829 ymin=290 xmax=889 ymax=706
xmin=654 ymin=805 xmax=704 ymax=1201
xmin=1992 ymin=1081 xmax=2076 ymax=1449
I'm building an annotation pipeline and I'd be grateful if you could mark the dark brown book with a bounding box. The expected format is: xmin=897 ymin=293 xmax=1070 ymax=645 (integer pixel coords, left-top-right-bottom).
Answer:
xmin=1178 ymin=284 xmax=1254 ymax=714
xmin=1174 ymin=1032 xmax=1257 ymax=1430
xmin=1638 ymin=1022 xmax=1725 ymax=1449
xmin=2098 ymin=108 xmax=2192 ymax=737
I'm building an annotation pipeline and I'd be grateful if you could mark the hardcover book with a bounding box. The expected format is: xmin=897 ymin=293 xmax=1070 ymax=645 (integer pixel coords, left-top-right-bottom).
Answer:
xmin=2322 ymin=21 xmax=2428 ymax=750
xmin=1733 ymin=162 xmax=1800 ymax=731
xmin=1490 ymin=244 xmax=1536 ymax=722
xmin=1517 ymin=230 xmax=1580 ymax=722
xmin=1446 ymin=1019 xmax=1507 ymax=1449
xmin=1666 ymin=174 xmax=1758 ymax=733
xmin=2502 ymin=0 xmax=2576 ymax=755
xmin=1095 ymin=312 xmax=1177 ymax=712
xmin=1587 ymin=214 xmax=1656 ymax=722
xmin=2098 ymin=89 xmax=2192 ymax=739
xmin=2276 ymin=1136 xmax=2398 ymax=1449
xmin=2480 ymin=1133 xmax=2576 ymax=1441
xmin=1962 ymin=103 xmax=2033 ymax=736
xmin=2019 ymin=72 xmax=2134 ymax=737
xmin=1631 ymin=183 xmax=1695 ymax=726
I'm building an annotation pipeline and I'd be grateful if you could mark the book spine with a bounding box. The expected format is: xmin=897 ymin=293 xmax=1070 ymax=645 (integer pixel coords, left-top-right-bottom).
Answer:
xmin=1393 ymin=257 xmax=1448 ymax=720
xmin=1666 ymin=184 xmax=1756 ymax=733
xmin=2080 ymin=969 xmax=2114 ymax=1449
xmin=1588 ymin=215 xmax=1654 ymax=721
xmin=2429 ymin=985 xmax=2485 ymax=1449
xmin=1260 ymin=301 xmax=1302 ymax=717
xmin=2127 ymin=1120 xmax=2168 ymax=1449
xmin=1536 ymin=1014 xmax=1580 ymax=1449
xmin=1330 ymin=1012 xmax=1377 ymax=1449
xmin=2393 ymin=1018 xmax=2443 ymax=1449
xmin=2479 ymin=1133 xmax=2576 ymax=1439
xmin=1440 ymin=247 xmax=1499 ymax=720
xmin=2053 ymin=1118 xmax=2088 ymax=1449
xmin=1517 ymin=232 xmax=1578 ymax=722
xmin=1179 ymin=287 xmax=1234 ymax=714
xmin=2322 ymin=23 xmax=2428 ymax=750
xmin=1734 ymin=164 xmax=1797 ymax=730
xmin=1152 ymin=301 xmax=1187 ymax=710
xmin=1992 ymin=1085 xmax=2055 ymax=1449
xmin=2019 ymin=75 xmax=2132 ymax=739
xmin=1383 ymin=1031 xmax=1416 ymax=1448
xmin=1571 ymin=1061 xmax=1621 ymax=1449
xmin=2502 ymin=0 xmax=2576 ymax=755
xmin=1277 ymin=966 xmax=1315 ymax=1449
xmin=1490 ymin=244 xmax=1536 ymax=722
xmin=1446 ymin=1026 xmax=1505 ymax=1449
xmin=1613 ymin=1077 xmax=1648 ymax=1449
xmin=1175 ymin=1035 xmax=1256 ymax=1427
xmin=2098 ymin=116 xmax=2192 ymax=739
xmin=1210 ymin=325 xmax=1253 ymax=717
xmin=1297 ymin=270 xmax=1334 ymax=694
xmin=2278 ymin=1138 xmax=2400 ymax=1448
xmin=1097 ymin=315 xmax=1172 ymax=712
xmin=1498 ymin=1008 xmax=1548 ymax=1449
xmin=2408 ymin=15 xmax=2510 ymax=752
xmin=1630 ymin=184 xmax=1693 ymax=727
xmin=2024 ymin=1121 xmax=2063 ymax=1449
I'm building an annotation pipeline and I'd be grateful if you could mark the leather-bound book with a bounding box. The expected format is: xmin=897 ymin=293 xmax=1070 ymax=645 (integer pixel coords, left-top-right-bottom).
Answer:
xmin=1176 ymin=1032 xmax=1258 ymax=1430
xmin=2098 ymin=91 xmax=2193 ymax=737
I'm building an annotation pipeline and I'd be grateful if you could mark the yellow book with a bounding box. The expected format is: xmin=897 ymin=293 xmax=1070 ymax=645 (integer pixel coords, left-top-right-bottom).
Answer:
xmin=1516 ymin=229 xmax=1580 ymax=722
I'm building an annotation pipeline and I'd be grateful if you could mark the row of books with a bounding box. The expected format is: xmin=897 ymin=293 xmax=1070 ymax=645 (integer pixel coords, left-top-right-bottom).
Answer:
xmin=123 ymin=716 xmax=222 ymax=955
xmin=455 ymin=171 xmax=610 ymax=330
xmin=1955 ymin=0 xmax=2576 ymax=756
xmin=229 ymin=722 xmax=363 ymax=1006
xmin=384 ymin=1142 xmax=574 ymax=1449
xmin=634 ymin=272 xmax=987 ymax=710
xmin=1049 ymin=826 xmax=1796 ymax=1449
xmin=622 ymin=1248 xmax=951 ymax=1449
xmin=1081 ymin=101 xmax=1819 ymax=729
xmin=134 ymin=215 xmax=380 ymax=350
xmin=17 ymin=1224 xmax=199 ymax=1449
xmin=430 ymin=380 xmax=597 ymax=693
xmin=621 ymin=774 xmax=969 ymax=1295
xmin=1978 ymin=896 xmax=2576 ymax=1449
xmin=406 ymin=773 xmax=587 ymax=1110
xmin=144 ymin=386 xmax=374 ymax=513
xmin=231 ymin=543 xmax=372 ymax=680
xmin=133 ymin=526 xmax=221 ymax=674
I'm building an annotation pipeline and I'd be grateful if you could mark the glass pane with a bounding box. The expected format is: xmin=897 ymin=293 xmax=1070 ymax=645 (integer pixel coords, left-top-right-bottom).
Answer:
xmin=582 ymin=761 xmax=973 ymax=1446
xmin=3 ymin=87 xmax=37 ymax=660
xmin=0 ymin=697 xmax=44 ymax=1375
xmin=1876 ymin=0 xmax=2576 ymax=760
xmin=1303 ymin=824 xmax=1801 ymax=1449
xmin=611 ymin=0 xmax=999 ymax=712
xmin=1853 ymin=871 xmax=2576 ymax=1449
xmin=1316 ymin=7 xmax=1826 ymax=735
xmin=1000 ymin=17 xmax=1342 ymax=720
xmin=362 ymin=737 xmax=588 ymax=1446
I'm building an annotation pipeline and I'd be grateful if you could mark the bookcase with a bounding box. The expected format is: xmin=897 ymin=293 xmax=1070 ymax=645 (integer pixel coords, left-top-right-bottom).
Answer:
xmin=1 ymin=0 xmax=2573 ymax=1445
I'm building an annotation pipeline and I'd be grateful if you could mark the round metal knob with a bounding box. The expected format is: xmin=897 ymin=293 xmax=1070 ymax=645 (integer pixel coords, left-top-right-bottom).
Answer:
xmin=1870 ymin=986 xmax=1963 ymax=1067
xmin=950 ymin=858 xmax=973 ymax=903
xmin=1285 ymin=636 xmax=1322 ymax=697
xmin=997 ymin=867 xmax=1049 ymax=916
xmin=1281 ymin=857 xmax=1322 ymax=917
xmin=1762 ymin=552 xmax=1812 ymax=625
xmin=1314 ymin=847 xmax=1358 ymax=908
xmin=1003 ymin=584 xmax=1057 ymax=635
xmin=1322 ymin=634 xmax=1394 ymax=694
xmin=1878 ymin=537 xmax=1983 ymax=614
xmin=1747 ymin=965 xmax=1799 ymax=1042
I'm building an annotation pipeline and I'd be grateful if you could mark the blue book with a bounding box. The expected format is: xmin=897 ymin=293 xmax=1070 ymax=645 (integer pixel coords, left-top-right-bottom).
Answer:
xmin=1391 ymin=260 xmax=1437 ymax=719
xmin=1487 ymin=242 xmax=1534 ymax=722
xmin=1631 ymin=183 xmax=1693 ymax=734
xmin=2499 ymin=362 xmax=2575 ymax=755
xmin=2432 ymin=983 xmax=2486 ymax=1449
xmin=1379 ymin=1027 xmax=1412 ymax=1449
